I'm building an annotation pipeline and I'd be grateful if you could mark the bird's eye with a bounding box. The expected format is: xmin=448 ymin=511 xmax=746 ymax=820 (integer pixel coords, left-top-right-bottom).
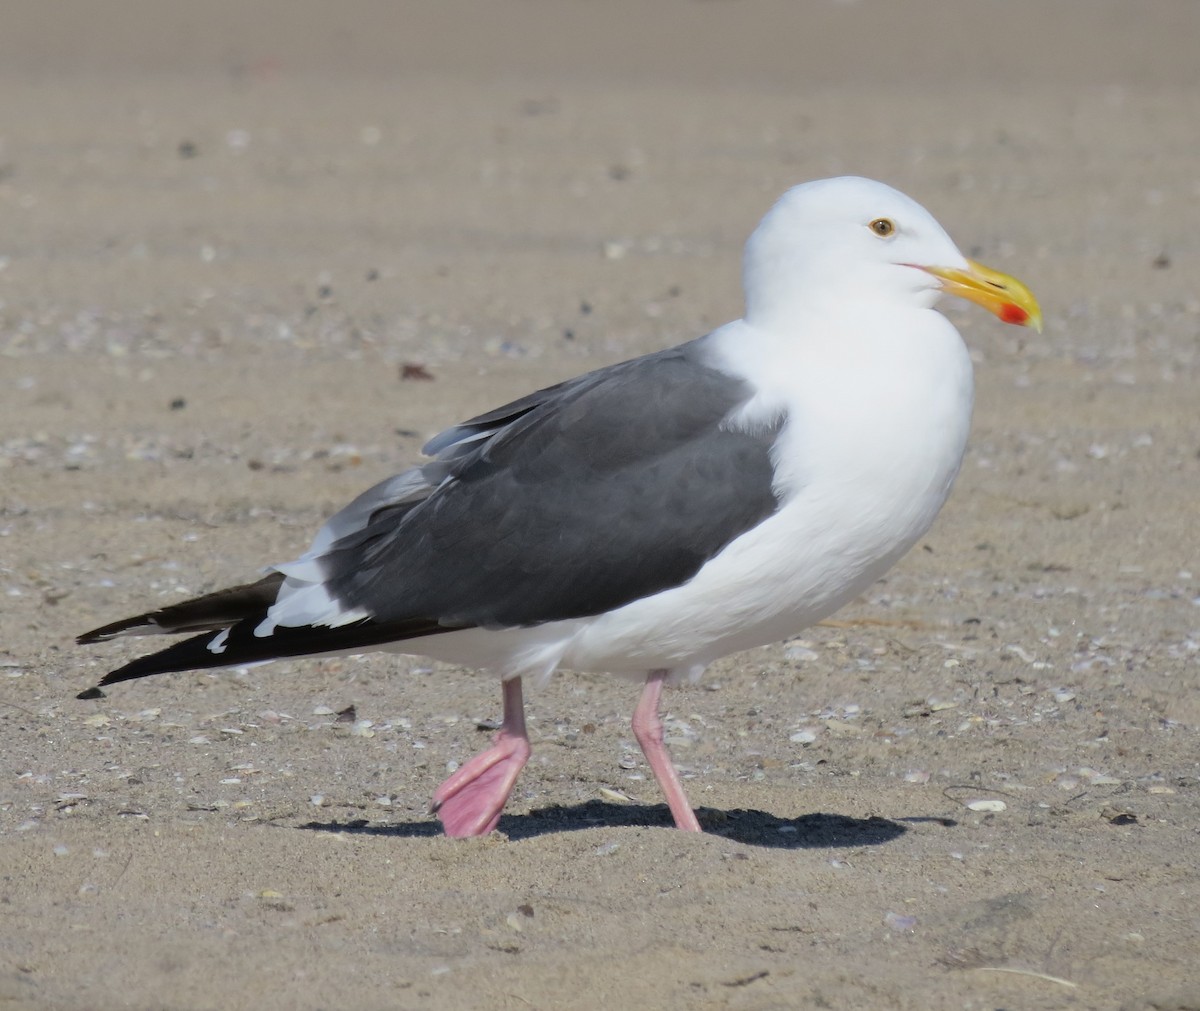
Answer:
xmin=869 ymin=218 xmax=896 ymax=237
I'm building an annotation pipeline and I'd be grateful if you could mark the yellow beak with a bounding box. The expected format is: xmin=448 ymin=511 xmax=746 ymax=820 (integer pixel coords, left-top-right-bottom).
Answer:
xmin=922 ymin=258 xmax=1042 ymax=332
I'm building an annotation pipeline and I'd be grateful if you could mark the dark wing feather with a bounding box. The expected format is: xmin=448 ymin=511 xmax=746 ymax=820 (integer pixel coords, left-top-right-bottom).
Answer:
xmin=80 ymin=613 xmax=467 ymax=696
xmin=77 ymin=573 xmax=285 ymax=644
xmin=321 ymin=342 xmax=782 ymax=628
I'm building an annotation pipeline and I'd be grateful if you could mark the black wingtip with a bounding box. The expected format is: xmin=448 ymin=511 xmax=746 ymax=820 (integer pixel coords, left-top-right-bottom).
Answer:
xmin=76 ymin=615 xmax=155 ymax=645
xmin=77 ymin=686 xmax=107 ymax=700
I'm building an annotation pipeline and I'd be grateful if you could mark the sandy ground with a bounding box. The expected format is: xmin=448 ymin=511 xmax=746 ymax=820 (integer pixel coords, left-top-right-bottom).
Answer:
xmin=2 ymin=2 xmax=1199 ymax=1008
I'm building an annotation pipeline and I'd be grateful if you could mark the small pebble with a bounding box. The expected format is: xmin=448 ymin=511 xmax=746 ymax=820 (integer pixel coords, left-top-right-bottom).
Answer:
xmin=966 ymin=799 xmax=1007 ymax=813
xmin=823 ymin=719 xmax=860 ymax=737
xmin=884 ymin=911 xmax=918 ymax=932
xmin=1003 ymin=644 xmax=1037 ymax=664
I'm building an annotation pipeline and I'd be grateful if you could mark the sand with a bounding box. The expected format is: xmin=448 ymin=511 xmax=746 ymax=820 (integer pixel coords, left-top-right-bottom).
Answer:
xmin=2 ymin=2 xmax=1199 ymax=1008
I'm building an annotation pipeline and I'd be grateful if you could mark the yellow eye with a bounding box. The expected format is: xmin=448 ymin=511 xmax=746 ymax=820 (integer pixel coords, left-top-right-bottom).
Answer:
xmin=869 ymin=218 xmax=896 ymax=237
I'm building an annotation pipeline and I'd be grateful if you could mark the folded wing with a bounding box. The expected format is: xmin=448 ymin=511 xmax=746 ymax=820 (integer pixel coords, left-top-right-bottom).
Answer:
xmin=77 ymin=341 xmax=784 ymax=693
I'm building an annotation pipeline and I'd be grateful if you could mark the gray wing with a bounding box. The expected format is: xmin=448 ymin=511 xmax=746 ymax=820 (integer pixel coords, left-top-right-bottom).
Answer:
xmin=74 ymin=340 xmax=786 ymax=694
xmin=297 ymin=340 xmax=783 ymax=630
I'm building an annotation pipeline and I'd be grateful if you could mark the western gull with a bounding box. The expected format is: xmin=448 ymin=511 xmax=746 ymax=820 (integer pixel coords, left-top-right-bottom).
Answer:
xmin=76 ymin=176 xmax=1041 ymax=836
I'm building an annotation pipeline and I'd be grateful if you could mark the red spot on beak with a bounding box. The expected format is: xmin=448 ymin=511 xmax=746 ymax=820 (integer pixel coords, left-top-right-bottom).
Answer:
xmin=998 ymin=303 xmax=1029 ymax=326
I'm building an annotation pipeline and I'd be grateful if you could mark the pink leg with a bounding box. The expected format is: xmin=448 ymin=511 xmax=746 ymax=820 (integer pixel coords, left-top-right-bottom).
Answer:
xmin=432 ymin=677 xmax=532 ymax=837
xmin=632 ymin=669 xmax=702 ymax=832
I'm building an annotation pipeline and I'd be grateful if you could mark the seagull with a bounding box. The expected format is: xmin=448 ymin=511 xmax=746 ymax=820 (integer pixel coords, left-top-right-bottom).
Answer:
xmin=75 ymin=176 xmax=1041 ymax=837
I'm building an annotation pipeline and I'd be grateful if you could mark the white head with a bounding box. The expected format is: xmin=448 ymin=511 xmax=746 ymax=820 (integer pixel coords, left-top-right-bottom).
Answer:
xmin=742 ymin=176 xmax=1040 ymax=333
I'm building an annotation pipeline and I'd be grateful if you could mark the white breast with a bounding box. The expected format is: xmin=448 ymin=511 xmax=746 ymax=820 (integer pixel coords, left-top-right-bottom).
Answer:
xmin=561 ymin=309 xmax=975 ymax=676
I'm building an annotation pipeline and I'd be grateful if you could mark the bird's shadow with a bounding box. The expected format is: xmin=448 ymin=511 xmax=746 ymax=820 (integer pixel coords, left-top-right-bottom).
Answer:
xmin=297 ymin=800 xmax=937 ymax=849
